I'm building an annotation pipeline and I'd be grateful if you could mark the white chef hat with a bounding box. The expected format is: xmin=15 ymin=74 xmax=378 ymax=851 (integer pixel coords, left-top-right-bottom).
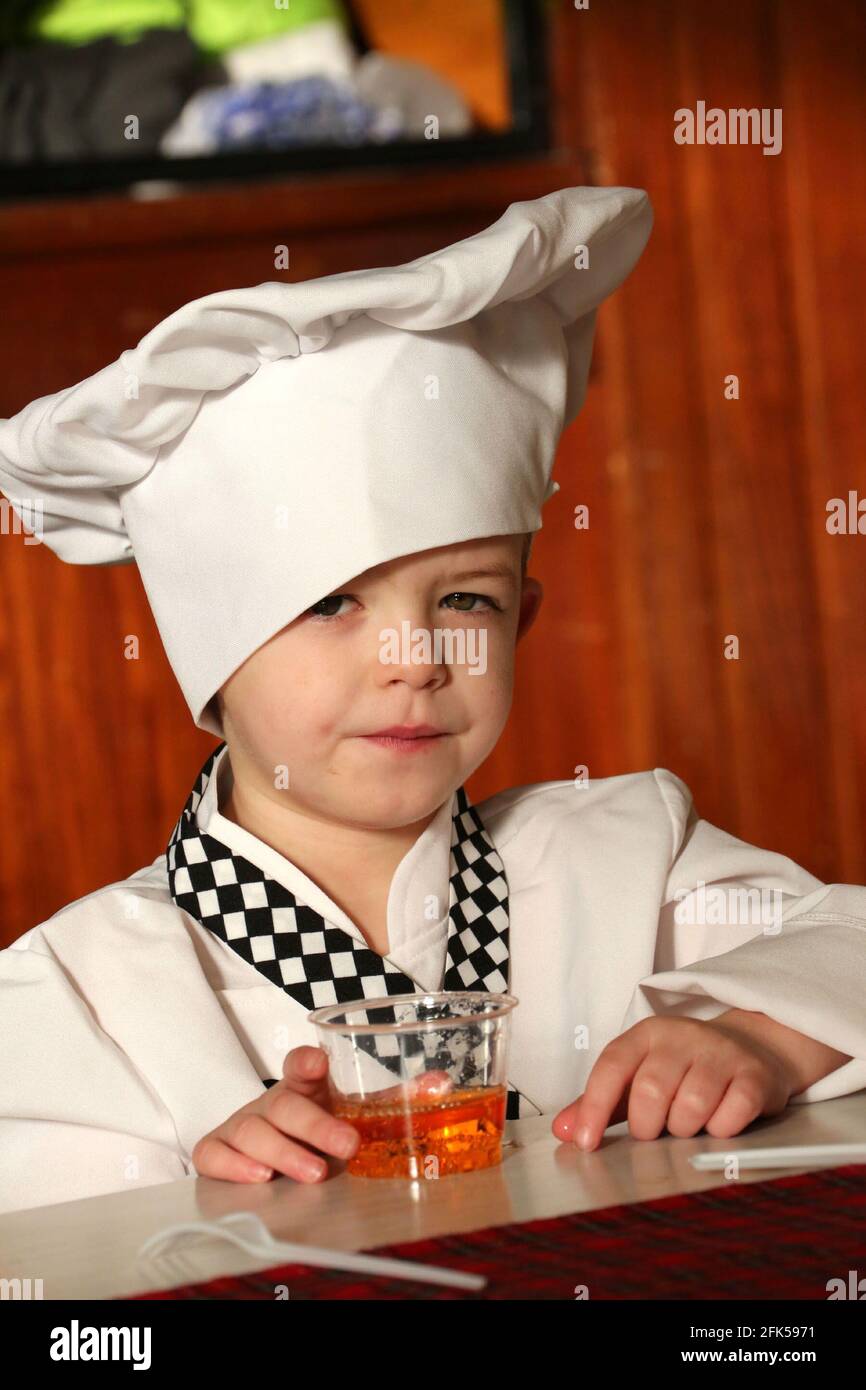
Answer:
xmin=0 ymin=185 xmax=652 ymax=738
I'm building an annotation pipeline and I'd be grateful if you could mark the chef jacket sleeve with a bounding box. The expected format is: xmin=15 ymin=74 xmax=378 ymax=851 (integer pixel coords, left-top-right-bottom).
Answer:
xmin=0 ymin=936 xmax=192 ymax=1215
xmin=620 ymin=768 xmax=866 ymax=1106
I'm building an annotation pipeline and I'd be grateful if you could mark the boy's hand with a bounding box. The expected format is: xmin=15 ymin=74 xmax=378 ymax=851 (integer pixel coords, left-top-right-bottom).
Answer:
xmin=552 ymin=1014 xmax=797 ymax=1153
xmin=191 ymin=1045 xmax=359 ymax=1185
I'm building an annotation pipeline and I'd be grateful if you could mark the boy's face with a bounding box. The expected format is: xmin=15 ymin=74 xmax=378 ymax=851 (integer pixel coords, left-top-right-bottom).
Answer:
xmin=217 ymin=534 xmax=543 ymax=829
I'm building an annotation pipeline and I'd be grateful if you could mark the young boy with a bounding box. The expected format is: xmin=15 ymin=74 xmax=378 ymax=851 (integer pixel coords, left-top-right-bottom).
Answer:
xmin=1 ymin=186 xmax=864 ymax=1214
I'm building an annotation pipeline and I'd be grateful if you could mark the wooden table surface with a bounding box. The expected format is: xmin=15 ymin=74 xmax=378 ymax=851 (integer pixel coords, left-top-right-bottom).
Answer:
xmin=2 ymin=1093 xmax=864 ymax=1300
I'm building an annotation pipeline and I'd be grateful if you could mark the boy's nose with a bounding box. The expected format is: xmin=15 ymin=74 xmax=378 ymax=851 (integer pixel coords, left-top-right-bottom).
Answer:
xmin=372 ymin=616 xmax=450 ymax=686
xmin=385 ymin=662 xmax=446 ymax=691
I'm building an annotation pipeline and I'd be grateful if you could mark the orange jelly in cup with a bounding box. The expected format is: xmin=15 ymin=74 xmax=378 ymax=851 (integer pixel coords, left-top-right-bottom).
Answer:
xmin=308 ymin=991 xmax=518 ymax=1180
xmin=333 ymin=1081 xmax=507 ymax=1179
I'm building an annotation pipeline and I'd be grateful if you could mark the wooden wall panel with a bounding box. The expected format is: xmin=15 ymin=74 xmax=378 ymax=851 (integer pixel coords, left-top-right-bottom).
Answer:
xmin=481 ymin=0 xmax=865 ymax=885
xmin=0 ymin=0 xmax=863 ymax=947
xmin=778 ymin=0 xmax=866 ymax=876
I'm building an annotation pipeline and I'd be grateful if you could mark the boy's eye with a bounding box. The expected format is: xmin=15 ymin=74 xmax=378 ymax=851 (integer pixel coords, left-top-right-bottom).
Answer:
xmin=308 ymin=594 xmax=354 ymax=619
xmin=442 ymin=592 xmax=498 ymax=614
xmin=307 ymin=591 xmax=501 ymax=620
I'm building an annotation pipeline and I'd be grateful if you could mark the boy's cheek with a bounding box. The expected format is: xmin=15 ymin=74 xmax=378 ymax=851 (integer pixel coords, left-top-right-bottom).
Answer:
xmin=463 ymin=664 xmax=512 ymax=722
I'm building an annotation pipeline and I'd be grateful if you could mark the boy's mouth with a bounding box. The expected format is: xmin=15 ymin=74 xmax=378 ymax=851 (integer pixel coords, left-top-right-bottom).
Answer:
xmin=360 ymin=724 xmax=447 ymax=752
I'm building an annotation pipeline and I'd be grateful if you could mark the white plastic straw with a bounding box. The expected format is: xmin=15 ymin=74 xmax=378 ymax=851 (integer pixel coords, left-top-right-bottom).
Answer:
xmin=137 ymin=1211 xmax=486 ymax=1291
xmin=689 ymin=1141 xmax=866 ymax=1171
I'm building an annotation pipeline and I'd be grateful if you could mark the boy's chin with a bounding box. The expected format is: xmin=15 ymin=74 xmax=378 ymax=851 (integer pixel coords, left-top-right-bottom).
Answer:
xmin=343 ymin=766 xmax=464 ymax=829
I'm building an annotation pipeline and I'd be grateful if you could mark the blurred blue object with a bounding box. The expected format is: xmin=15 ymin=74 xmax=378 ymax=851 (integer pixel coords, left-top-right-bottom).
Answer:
xmin=162 ymin=74 xmax=404 ymax=155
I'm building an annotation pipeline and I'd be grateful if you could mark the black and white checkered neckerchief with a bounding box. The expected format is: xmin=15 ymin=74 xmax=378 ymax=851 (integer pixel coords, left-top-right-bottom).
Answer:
xmin=166 ymin=744 xmax=540 ymax=1120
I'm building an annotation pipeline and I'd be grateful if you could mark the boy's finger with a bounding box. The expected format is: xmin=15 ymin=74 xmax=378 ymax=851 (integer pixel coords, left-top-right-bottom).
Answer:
xmin=326 ymin=1070 xmax=455 ymax=1107
xmin=281 ymin=1045 xmax=331 ymax=1094
xmin=284 ymin=1045 xmax=328 ymax=1077
xmin=192 ymin=1134 xmax=274 ymax=1184
xmin=553 ymin=1033 xmax=650 ymax=1149
xmin=551 ymin=1088 xmax=629 ymax=1142
xmin=704 ymin=1069 xmax=776 ymax=1138
xmin=626 ymin=1052 xmax=693 ymax=1139
xmin=264 ymin=1087 xmax=359 ymax=1160
xmin=226 ymin=1109 xmax=341 ymax=1180
xmin=409 ymin=1070 xmax=453 ymax=1099
xmin=665 ymin=1060 xmax=731 ymax=1137
xmin=374 ymin=1070 xmax=453 ymax=1103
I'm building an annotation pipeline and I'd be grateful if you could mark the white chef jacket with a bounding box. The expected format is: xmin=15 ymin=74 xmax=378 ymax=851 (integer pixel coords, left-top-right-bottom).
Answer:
xmin=2 ymin=746 xmax=865 ymax=1216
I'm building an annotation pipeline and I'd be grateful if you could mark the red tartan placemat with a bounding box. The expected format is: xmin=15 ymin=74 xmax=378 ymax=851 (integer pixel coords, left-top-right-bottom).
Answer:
xmin=129 ymin=1164 xmax=866 ymax=1300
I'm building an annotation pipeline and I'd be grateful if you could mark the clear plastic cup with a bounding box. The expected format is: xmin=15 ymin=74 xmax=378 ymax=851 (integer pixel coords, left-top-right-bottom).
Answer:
xmin=308 ymin=990 xmax=518 ymax=1179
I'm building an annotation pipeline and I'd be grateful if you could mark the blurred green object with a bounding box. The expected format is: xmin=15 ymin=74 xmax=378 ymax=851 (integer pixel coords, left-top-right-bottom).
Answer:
xmin=19 ymin=0 xmax=349 ymax=54
xmin=20 ymin=2 xmax=185 ymax=45
xmin=188 ymin=0 xmax=349 ymax=57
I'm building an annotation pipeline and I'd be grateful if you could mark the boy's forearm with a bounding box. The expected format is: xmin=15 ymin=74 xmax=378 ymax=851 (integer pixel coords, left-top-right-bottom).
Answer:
xmin=713 ymin=1007 xmax=852 ymax=1094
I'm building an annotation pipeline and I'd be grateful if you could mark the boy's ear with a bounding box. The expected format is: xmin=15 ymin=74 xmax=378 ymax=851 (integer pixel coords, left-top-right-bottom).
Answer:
xmin=516 ymin=577 xmax=543 ymax=642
